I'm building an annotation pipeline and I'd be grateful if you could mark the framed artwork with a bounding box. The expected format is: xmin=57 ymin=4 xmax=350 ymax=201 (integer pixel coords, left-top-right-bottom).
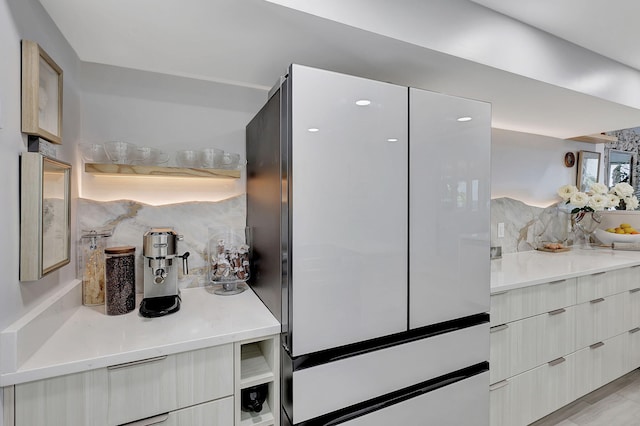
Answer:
xmin=20 ymin=153 xmax=71 ymax=281
xmin=21 ymin=40 xmax=63 ymax=144
xmin=577 ymin=150 xmax=601 ymax=193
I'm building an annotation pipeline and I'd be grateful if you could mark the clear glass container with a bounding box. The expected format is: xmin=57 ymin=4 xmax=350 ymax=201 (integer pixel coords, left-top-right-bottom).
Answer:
xmin=105 ymin=246 xmax=136 ymax=315
xmin=208 ymin=227 xmax=250 ymax=295
xmin=79 ymin=230 xmax=111 ymax=306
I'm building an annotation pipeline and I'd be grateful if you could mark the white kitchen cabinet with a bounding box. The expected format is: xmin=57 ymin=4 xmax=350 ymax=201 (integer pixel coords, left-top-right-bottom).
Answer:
xmin=490 ymin=354 xmax=577 ymax=426
xmin=490 ymin=305 xmax=576 ymax=383
xmin=625 ymin=327 xmax=640 ymax=372
xmin=574 ymin=291 xmax=627 ymax=349
xmin=108 ymin=345 xmax=233 ymax=425
xmin=625 ymin=286 xmax=640 ymax=330
xmin=490 ymin=278 xmax=576 ymax=326
xmin=14 ymin=368 xmax=108 ymax=426
xmin=9 ymin=344 xmax=237 ymax=426
xmin=235 ymin=335 xmax=280 ymax=426
xmin=149 ymin=397 xmax=234 ymax=426
xmin=574 ymin=333 xmax=627 ymax=399
xmin=576 ymin=270 xmax=628 ymax=304
xmin=508 ymin=353 xmax=576 ymax=426
xmin=489 ymin=379 xmax=511 ymax=426
xmin=490 ymin=264 xmax=640 ymax=426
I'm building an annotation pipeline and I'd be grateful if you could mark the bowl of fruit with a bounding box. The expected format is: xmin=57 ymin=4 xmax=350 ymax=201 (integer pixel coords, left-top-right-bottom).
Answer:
xmin=594 ymin=223 xmax=640 ymax=245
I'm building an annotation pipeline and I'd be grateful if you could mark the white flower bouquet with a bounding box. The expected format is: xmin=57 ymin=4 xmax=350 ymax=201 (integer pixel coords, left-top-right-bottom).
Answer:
xmin=557 ymin=182 xmax=639 ymax=213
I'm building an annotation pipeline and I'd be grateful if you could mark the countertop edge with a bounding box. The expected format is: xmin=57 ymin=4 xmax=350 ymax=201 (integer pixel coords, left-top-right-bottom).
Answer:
xmin=0 ymin=323 xmax=280 ymax=387
xmin=490 ymin=249 xmax=640 ymax=294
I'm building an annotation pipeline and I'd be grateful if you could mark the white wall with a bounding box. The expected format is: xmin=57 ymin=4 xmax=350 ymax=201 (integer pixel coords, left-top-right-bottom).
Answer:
xmin=78 ymin=63 xmax=266 ymax=205
xmin=491 ymin=128 xmax=605 ymax=207
xmin=0 ymin=0 xmax=83 ymax=421
xmin=0 ymin=0 xmax=82 ymax=337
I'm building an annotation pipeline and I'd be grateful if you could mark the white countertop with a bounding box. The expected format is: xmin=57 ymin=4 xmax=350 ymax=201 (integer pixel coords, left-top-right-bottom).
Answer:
xmin=491 ymin=247 xmax=640 ymax=293
xmin=0 ymin=286 xmax=280 ymax=386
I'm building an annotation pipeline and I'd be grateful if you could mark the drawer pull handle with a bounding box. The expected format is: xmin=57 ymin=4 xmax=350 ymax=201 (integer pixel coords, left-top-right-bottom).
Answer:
xmin=490 ymin=324 xmax=509 ymax=333
xmin=121 ymin=413 xmax=170 ymax=425
xmin=489 ymin=380 xmax=509 ymax=391
xmin=632 ymin=265 xmax=640 ymax=268
xmin=548 ymin=308 xmax=566 ymax=316
xmin=630 ymin=327 xmax=640 ymax=334
xmin=591 ymin=272 xmax=606 ymax=276
xmin=108 ymin=355 xmax=168 ymax=370
xmin=590 ymin=341 xmax=605 ymax=350
xmin=590 ymin=298 xmax=605 ymax=304
xmin=548 ymin=357 xmax=566 ymax=366
xmin=549 ymin=279 xmax=566 ymax=285
xmin=492 ymin=290 xmax=508 ymax=296
xmin=631 ymin=288 xmax=640 ymax=293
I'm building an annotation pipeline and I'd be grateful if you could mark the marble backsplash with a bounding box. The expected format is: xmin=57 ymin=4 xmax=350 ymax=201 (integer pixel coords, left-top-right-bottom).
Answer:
xmin=77 ymin=196 xmax=246 ymax=292
xmin=77 ymin=195 xmax=584 ymax=291
xmin=490 ymin=197 xmax=613 ymax=254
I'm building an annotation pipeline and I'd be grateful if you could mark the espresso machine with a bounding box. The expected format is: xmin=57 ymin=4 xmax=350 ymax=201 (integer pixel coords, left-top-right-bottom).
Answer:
xmin=139 ymin=227 xmax=189 ymax=318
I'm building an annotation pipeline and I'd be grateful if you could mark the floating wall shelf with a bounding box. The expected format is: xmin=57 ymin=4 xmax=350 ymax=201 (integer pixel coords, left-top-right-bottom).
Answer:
xmin=568 ymin=134 xmax=618 ymax=144
xmin=84 ymin=163 xmax=240 ymax=179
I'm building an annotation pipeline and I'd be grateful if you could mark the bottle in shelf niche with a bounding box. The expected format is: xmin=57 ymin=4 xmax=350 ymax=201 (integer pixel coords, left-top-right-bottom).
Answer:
xmin=79 ymin=230 xmax=112 ymax=306
xmin=241 ymin=383 xmax=268 ymax=413
xmin=105 ymin=246 xmax=136 ymax=315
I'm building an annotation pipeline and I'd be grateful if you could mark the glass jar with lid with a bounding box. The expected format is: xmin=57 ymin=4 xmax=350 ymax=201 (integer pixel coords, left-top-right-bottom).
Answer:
xmin=105 ymin=246 xmax=136 ymax=315
xmin=79 ymin=230 xmax=112 ymax=306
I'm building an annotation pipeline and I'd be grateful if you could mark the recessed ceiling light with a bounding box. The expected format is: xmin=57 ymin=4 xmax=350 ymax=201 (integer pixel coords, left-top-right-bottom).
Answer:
xmin=457 ymin=116 xmax=472 ymax=122
xmin=355 ymin=99 xmax=371 ymax=106
xmin=308 ymin=128 xmax=320 ymax=132
xmin=387 ymin=138 xmax=399 ymax=142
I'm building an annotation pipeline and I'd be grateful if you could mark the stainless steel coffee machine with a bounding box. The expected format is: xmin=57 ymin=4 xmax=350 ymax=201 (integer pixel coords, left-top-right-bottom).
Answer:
xmin=139 ymin=227 xmax=189 ymax=318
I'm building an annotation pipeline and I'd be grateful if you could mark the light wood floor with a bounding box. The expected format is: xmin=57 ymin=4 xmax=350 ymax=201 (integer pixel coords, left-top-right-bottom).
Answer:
xmin=530 ymin=369 xmax=640 ymax=425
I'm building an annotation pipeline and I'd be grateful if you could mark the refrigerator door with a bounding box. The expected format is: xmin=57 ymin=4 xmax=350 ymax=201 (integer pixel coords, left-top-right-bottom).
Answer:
xmin=289 ymin=65 xmax=408 ymax=356
xmin=409 ymin=88 xmax=491 ymax=329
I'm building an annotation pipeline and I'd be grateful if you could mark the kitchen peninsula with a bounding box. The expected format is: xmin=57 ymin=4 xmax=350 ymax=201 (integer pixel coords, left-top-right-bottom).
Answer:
xmin=490 ymin=248 xmax=640 ymax=426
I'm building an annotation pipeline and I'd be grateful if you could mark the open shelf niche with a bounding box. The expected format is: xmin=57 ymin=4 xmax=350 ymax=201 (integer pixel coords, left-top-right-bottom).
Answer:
xmin=235 ymin=335 xmax=280 ymax=426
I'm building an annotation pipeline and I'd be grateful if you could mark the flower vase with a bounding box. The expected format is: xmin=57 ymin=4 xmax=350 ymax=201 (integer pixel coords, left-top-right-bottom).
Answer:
xmin=572 ymin=211 xmax=602 ymax=249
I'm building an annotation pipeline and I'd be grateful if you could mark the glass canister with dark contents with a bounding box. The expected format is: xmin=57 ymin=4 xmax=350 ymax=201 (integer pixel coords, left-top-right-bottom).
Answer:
xmin=105 ymin=246 xmax=136 ymax=315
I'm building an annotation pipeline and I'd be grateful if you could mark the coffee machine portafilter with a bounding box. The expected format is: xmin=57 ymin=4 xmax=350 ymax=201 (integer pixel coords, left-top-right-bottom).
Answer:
xmin=139 ymin=228 xmax=189 ymax=318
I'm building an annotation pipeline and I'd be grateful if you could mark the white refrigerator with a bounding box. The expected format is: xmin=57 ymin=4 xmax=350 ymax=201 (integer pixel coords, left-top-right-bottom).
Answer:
xmin=247 ymin=64 xmax=491 ymax=425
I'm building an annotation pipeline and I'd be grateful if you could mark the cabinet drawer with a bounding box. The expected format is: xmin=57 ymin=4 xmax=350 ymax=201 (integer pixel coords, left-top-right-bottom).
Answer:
xmin=614 ymin=265 xmax=640 ymax=293
xmin=490 ymin=353 xmax=576 ymax=426
xmin=625 ymin=286 xmax=640 ymax=330
xmin=490 ymin=305 xmax=576 ymax=383
xmin=15 ymin=369 xmax=108 ymax=426
xmin=626 ymin=326 xmax=640 ymax=372
xmin=108 ymin=345 xmax=233 ymax=425
xmin=574 ymin=333 xmax=626 ymax=399
xmin=490 ymin=278 xmax=576 ymax=326
xmin=121 ymin=397 xmax=234 ymax=426
xmin=576 ymin=269 xmax=629 ymax=304
xmin=575 ymin=292 xmax=627 ymax=349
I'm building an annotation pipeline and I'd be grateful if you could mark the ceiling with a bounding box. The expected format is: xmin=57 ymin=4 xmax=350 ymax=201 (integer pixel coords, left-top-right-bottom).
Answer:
xmin=470 ymin=0 xmax=640 ymax=72
xmin=36 ymin=0 xmax=640 ymax=139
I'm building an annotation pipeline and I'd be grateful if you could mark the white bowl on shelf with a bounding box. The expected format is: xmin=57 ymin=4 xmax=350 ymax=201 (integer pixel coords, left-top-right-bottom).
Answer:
xmin=594 ymin=228 xmax=640 ymax=245
xmin=134 ymin=147 xmax=169 ymax=165
xmin=78 ymin=143 xmax=109 ymax=163
xmin=103 ymin=141 xmax=136 ymax=164
xmin=175 ymin=149 xmax=199 ymax=167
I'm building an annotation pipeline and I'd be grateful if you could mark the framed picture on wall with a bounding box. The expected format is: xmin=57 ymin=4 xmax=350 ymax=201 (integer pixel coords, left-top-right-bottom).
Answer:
xmin=577 ymin=150 xmax=601 ymax=192
xmin=21 ymin=40 xmax=63 ymax=144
